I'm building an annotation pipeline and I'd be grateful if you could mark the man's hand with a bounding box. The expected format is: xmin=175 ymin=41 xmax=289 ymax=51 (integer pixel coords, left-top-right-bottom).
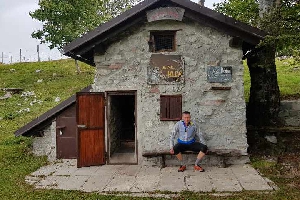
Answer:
xmin=170 ymin=148 xmax=174 ymax=155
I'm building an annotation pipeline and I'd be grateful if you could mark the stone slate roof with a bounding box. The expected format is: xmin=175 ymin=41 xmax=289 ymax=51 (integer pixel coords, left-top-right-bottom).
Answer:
xmin=63 ymin=0 xmax=266 ymax=66
xmin=14 ymin=85 xmax=92 ymax=137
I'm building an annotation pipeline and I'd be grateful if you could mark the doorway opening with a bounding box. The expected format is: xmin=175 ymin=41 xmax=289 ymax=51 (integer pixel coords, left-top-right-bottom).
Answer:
xmin=107 ymin=92 xmax=137 ymax=164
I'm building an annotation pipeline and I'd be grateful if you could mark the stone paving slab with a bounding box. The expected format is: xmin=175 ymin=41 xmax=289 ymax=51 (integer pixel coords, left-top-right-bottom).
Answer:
xmin=184 ymin=169 xmax=213 ymax=192
xmin=82 ymin=175 xmax=113 ymax=192
xmin=56 ymin=175 xmax=90 ymax=190
xmin=26 ymin=161 xmax=277 ymax=194
xmin=103 ymin=175 xmax=137 ymax=192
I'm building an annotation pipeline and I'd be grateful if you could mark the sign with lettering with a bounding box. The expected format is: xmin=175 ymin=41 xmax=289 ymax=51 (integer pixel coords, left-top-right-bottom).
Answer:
xmin=147 ymin=7 xmax=185 ymax=22
xmin=207 ymin=66 xmax=232 ymax=83
xmin=148 ymin=54 xmax=184 ymax=84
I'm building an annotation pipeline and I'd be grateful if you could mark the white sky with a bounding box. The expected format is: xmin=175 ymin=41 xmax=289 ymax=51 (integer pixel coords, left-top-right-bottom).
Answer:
xmin=0 ymin=0 xmax=223 ymax=64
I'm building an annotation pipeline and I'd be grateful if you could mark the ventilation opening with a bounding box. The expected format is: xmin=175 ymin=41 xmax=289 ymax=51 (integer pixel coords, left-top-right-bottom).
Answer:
xmin=149 ymin=31 xmax=176 ymax=52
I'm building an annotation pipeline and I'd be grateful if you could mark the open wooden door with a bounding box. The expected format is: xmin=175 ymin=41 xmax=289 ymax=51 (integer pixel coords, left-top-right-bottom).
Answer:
xmin=77 ymin=92 xmax=105 ymax=168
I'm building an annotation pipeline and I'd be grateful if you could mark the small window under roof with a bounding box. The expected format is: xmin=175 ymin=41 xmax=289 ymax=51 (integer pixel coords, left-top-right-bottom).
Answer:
xmin=149 ymin=31 xmax=176 ymax=52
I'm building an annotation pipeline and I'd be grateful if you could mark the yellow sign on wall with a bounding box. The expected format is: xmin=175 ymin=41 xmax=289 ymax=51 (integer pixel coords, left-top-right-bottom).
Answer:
xmin=148 ymin=54 xmax=184 ymax=84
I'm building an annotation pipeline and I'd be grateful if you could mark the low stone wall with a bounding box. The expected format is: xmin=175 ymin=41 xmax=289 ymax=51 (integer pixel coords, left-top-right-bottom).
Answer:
xmin=279 ymin=100 xmax=300 ymax=127
xmin=32 ymin=121 xmax=56 ymax=162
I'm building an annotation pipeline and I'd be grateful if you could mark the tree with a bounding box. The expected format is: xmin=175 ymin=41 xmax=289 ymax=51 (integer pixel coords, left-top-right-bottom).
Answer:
xmin=214 ymin=0 xmax=300 ymax=126
xmin=30 ymin=0 xmax=141 ymax=73
xmin=30 ymin=0 xmax=141 ymax=50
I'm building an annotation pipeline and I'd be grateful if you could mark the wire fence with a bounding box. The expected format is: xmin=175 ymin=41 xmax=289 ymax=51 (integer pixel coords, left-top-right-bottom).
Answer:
xmin=0 ymin=46 xmax=67 ymax=64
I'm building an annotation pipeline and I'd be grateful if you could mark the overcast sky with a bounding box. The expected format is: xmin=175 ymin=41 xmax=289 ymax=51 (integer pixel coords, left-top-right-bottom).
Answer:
xmin=0 ymin=0 xmax=223 ymax=64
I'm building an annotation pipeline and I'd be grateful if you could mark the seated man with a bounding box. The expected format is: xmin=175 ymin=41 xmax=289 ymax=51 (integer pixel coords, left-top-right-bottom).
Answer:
xmin=170 ymin=111 xmax=208 ymax=172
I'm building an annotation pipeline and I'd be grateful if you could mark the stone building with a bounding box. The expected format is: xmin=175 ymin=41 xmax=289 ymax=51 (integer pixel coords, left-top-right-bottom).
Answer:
xmin=15 ymin=0 xmax=266 ymax=167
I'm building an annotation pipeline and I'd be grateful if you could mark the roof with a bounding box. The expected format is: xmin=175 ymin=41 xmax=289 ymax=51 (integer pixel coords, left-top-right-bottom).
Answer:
xmin=14 ymin=85 xmax=92 ymax=137
xmin=63 ymin=0 xmax=266 ymax=66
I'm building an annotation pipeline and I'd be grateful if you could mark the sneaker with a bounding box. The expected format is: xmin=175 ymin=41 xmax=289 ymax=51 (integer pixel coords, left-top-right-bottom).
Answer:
xmin=194 ymin=165 xmax=205 ymax=172
xmin=178 ymin=165 xmax=186 ymax=172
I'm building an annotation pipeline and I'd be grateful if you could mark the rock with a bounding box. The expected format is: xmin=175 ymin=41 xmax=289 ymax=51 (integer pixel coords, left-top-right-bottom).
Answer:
xmin=36 ymin=70 xmax=41 ymax=73
xmin=10 ymin=69 xmax=16 ymax=72
xmin=55 ymin=97 xmax=61 ymax=102
xmin=21 ymin=91 xmax=36 ymax=97
xmin=18 ymin=108 xmax=30 ymax=113
xmin=0 ymin=92 xmax=12 ymax=100
xmin=30 ymin=99 xmax=43 ymax=106
xmin=37 ymin=79 xmax=43 ymax=83
xmin=265 ymin=135 xmax=277 ymax=144
xmin=53 ymin=73 xmax=57 ymax=77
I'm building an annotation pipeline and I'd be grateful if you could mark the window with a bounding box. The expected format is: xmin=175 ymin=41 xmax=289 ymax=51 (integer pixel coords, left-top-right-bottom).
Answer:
xmin=149 ymin=31 xmax=176 ymax=52
xmin=160 ymin=95 xmax=182 ymax=121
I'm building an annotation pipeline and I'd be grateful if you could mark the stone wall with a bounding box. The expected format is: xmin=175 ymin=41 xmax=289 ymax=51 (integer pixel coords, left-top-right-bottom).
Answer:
xmin=279 ymin=100 xmax=300 ymax=127
xmin=32 ymin=121 xmax=56 ymax=162
xmin=108 ymin=96 xmax=122 ymax=154
xmin=93 ymin=19 xmax=248 ymax=165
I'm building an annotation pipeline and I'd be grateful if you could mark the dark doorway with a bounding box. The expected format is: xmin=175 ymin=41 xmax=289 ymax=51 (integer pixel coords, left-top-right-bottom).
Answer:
xmin=107 ymin=92 xmax=137 ymax=164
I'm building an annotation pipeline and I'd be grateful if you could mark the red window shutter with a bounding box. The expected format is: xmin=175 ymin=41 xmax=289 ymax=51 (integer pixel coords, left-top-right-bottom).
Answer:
xmin=160 ymin=96 xmax=169 ymax=120
xmin=160 ymin=95 xmax=182 ymax=121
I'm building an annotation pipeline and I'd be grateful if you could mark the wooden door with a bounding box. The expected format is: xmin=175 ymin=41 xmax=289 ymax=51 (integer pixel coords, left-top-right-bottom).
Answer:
xmin=77 ymin=93 xmax=105 ymax=168
xmin=56 ymin=105 xmax=77 ymax=159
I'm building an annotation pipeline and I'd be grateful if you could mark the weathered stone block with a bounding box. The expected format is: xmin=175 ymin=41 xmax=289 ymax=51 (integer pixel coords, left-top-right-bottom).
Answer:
xmin=109 ymin=63 xmax=123 ymax=70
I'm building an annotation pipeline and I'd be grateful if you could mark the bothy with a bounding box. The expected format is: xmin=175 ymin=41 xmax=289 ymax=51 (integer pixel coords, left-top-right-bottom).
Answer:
xmin=16 ymin=0 xmax=267 ymax=167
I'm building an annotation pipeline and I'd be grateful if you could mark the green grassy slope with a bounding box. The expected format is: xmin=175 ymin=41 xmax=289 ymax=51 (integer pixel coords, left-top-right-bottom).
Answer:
xmin=244 ymin=58 xmax=300 ymax=101
xmin=0 ymin=58 xmax=299 ymax=199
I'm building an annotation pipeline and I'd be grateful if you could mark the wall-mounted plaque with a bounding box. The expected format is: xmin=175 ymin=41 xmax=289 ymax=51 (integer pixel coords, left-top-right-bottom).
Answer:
xmin=148 ymin=54 xmax=184 ymax=85
xmin=147 ymin=7 xmax=185 ymax=22
xmin=207 ymin=66 xmax=232 ymax=83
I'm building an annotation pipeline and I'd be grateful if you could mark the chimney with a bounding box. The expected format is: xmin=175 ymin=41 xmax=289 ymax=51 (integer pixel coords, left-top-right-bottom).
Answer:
xmin=198 ymin=0 xmax=205 ymax=6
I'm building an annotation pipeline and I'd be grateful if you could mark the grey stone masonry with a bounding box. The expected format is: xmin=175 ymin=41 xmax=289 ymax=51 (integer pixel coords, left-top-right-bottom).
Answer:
xmin=93 ymin=18 xmax=248 ymax=165
xmin=279 ymin=100 xmax=300 ymax=127
xmin=32 ymin=121 xmax=56 ymax=162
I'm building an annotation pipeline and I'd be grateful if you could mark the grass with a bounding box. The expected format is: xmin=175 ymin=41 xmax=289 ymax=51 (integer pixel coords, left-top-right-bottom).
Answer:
xmin=0 ymin=58 xmax=300 ymax=199
xmin=243 ymin=58 xmax=300 ymax=101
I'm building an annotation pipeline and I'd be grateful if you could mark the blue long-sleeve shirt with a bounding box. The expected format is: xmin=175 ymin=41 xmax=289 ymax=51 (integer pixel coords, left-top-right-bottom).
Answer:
xmin=170 ymin=120 xmax=206 ymax=149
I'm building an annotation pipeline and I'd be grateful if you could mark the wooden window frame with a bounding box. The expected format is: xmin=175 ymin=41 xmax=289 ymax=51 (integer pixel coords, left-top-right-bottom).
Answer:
xmin=160 ymin=95 xmax=182 ymax=121
xmin=149 ymin=31 xmax=176 ymax=53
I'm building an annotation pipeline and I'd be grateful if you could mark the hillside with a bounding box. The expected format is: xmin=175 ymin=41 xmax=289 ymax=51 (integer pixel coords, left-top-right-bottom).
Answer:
xmin=0 ymin=59 xmax=94 ymax=141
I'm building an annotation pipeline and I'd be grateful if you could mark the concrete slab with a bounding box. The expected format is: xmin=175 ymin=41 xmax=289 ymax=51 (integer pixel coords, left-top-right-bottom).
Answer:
xmin=56 ymin=175 xmax=90 ymax=190
xmin=231 ymin=165 xmax=273 ymax=191
xmin=30 ymin=164 xmax=62 ymax=177
xmin=130 ymin=166 xmax=161 ymax=192
xmin=25 ymin=175 xmax=42 ymax=185
xmin=81 ymin=175 xmax=113 ymax=192
xmin=27 ymin=160 xmax=277 ymax=194
xmin=130 ymin=175 xmax=160 ymax=192
xmin=35 ymin=176 xmax=69 ymax=189
xmin=103 ymin=175 xmax=136 ymax=192
xmin=184 ymin=169 xmax=213 ymax=192
xmin=158 ymin=167 xmax=187 ymax=192
xmin=52 ymin=166 xmax=77 ymax=176
xmin=115 ymin=165 xmax=141 ymax=176
xmin=208 ymin=168 xmax=243 ymax=192
xmin=73 ymin=166 xmax=99 ymax=176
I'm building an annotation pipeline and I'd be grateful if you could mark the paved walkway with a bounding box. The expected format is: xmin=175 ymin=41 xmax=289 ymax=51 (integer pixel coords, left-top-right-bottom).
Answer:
xmin=26 ymin=160 xmax=277 ymax=194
